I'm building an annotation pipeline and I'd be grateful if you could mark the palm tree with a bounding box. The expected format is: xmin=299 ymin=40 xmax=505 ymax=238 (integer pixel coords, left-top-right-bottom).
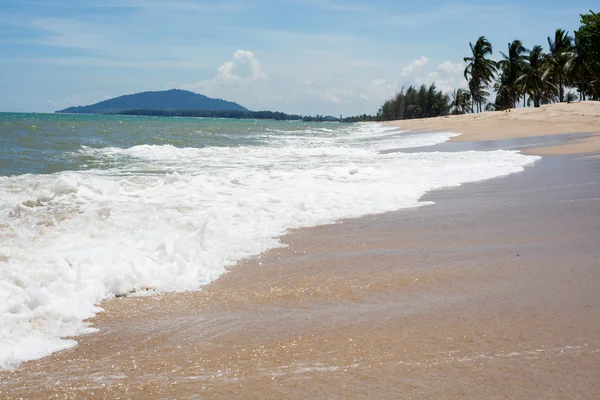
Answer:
xmin=544 ymin=29 xmax=574 ymax=102
xmin=574 ymin=10 xmax=600 ymax=100
xmin=565 ymin=91 xmax=578 ymax=103
xmin=493 ymin=71 xmax=513 ymax=111
xmin=464 ymin=36 xmax=496 ymax=112
xmin=496 ymin=40 xmax=529 ymax=108
xmin=471 ymin=85 xmax=490 ymax=111
xmin=516 ymin=45 xmax=553 ymax=107
xmin=565 ymin=45 xmax=593 ymax=100
xmin=450 ymin=88 xmax=472 ymax=114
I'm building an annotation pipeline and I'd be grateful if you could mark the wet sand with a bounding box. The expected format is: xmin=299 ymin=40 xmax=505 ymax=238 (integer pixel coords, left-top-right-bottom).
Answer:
xmin=2 ymin=136 xmax=600 ymax=399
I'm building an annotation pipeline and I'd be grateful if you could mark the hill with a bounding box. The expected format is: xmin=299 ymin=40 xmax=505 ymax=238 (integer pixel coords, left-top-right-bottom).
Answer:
xmin=56 ymin=89 xmax=248 ymax=114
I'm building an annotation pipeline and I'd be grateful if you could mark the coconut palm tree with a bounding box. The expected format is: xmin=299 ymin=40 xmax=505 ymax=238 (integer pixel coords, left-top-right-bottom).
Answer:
xmin=574 ymin=10 xmax=600 ymax=100
xmin=471 ymin=85 xmax=490 ymax=112
xmin=464 ymin=36 xmax=496 ymax=112
xmin=516 ymin=45 xmax=553 ymax=107
xmin=544 ymin=29 xmax=574 ymax=102
xmin=493 ymin=72 xmax=514 ymax=111
xmin=565 ymin=91 xmax=578 ymax=103
xmin=496 ymin=40 xmax=529 ymax=108
xmin=565 ymin=45 xmax=594 ymax=100
xmin=450 ymin=88 xmax=472 ymax=114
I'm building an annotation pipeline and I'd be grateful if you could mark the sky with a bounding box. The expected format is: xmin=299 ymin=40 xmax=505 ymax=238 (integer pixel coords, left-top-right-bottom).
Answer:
xmin=0 ymin=0 xmax=597 ymax=116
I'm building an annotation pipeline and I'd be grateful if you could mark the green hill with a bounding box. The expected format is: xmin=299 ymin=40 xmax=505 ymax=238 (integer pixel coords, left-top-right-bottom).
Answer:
xmin=56 ymin=89 xmax=248 ymax=114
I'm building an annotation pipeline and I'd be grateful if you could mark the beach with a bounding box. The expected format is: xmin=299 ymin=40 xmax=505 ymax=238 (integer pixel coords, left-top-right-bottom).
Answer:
xmin=1 ymin=103 xmax=600 ymax=399
xmin=384 ymin=101 xmax=600 ymax=155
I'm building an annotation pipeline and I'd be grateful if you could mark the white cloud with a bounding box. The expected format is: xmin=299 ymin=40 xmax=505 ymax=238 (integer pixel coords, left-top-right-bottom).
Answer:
xmin=400 ymin=56 xmax=429 ymax=76
xmin=188 ymin=49 xmax=267 ymax=86
xmin=430 ymin=60 xmax=468 ymax=93
xmin=232 ymin=50 xmax=267 ymax=81
xmin=438 ymin=60 xmax=463 ymax=75
xmin=181 ymin=50 xmax=268 ymax=109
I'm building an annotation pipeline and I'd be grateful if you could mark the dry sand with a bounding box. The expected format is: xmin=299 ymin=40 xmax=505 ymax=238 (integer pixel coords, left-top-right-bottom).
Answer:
xmin=384 ymin=101 xmax=600 ymax=155
xmin=1 ymin=104 xmax=600 ymax=399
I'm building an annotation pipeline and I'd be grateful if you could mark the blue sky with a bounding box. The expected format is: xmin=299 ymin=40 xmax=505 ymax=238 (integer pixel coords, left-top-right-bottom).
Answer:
xmin=0 ymin=0 xmax=596 ymax=115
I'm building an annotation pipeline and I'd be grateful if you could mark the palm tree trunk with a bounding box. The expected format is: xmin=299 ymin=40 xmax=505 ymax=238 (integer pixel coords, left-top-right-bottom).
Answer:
xmin=559 ymin=82 xmax=564 ymax=102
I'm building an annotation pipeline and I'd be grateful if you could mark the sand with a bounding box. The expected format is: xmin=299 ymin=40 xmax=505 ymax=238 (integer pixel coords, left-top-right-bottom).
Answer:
xmin=383 ymin=101 xmax=600 ymax=155
xmin=1 ymin=104 xmax=600 ymax=399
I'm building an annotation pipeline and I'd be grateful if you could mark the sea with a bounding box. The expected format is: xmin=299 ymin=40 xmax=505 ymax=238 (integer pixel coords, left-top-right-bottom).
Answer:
xmin=0 ymin=112 xmax=539 ymax=369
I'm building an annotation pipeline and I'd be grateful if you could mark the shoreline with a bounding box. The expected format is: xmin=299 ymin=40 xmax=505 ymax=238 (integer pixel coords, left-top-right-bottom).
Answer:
xmin=382 ymin=101 xmax=600 ymax=156
xmin=2 ymin=132 xmax=599 ymax=398
xmin=4 ymin=99 xmax=600 ymax=398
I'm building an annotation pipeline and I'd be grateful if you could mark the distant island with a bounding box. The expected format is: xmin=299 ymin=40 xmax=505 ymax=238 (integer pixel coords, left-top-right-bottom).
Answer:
xmin=55 ymin=88 xmax=353 ymax=122
xmin=56 ymin=89 xmax=248 ymax=114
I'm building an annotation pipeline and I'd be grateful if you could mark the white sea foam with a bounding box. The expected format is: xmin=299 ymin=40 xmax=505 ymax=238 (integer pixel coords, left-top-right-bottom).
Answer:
xmin=0 ymin=124 xmax=539 ymax=369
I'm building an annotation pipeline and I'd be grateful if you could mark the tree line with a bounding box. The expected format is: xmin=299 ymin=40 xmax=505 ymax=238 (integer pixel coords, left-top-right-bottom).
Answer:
xmin=462 ymin=9 xmax=599 ymax=112
xmin=376 ymin=84 xmax=450 ymax=120
xmin=118 ymin=109 xmax=353 ymax=122
xmin=370 ymin=9 xmax=599 ymax=121
xmin=118 ymin=109 xmax=305 ymax=120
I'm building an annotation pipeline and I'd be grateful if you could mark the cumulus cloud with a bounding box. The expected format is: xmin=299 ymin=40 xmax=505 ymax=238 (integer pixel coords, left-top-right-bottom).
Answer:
xmin=429 ymin=60 xmax=468 ymax=93
xmin=214 ymin=50 xmax=267 ymax=83
xmin=182 ymin=50 xmax=266 ymax=87
xmin=438 ymin=60 xmax=464 ymax=75
xmin=400 ymin=56 xmax=429 ymax=76
xmin=181 ymin=50 xmax=268 ymax=108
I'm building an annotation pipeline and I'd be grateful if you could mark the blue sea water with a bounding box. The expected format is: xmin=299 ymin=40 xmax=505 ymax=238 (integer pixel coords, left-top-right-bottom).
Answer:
xmin=0 ymin=113 xmax=335 ymax=176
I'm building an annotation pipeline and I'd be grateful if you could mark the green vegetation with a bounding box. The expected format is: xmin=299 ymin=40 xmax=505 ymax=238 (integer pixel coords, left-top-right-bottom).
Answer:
xmin=118 ymin=109 xmax=303 ymax=120
xmin=463 ymin=36 xmax=496 ymax=113
xmin=463 ymin=10 xmax=599 ymax=112
xmin=371 ymin=9 xmax=599 ymax=121
xmin=377 ymin=84 xmax=450 ymax=121
xmin=450 ymin=88 xmax=472 ymax=114
xmin=496 ymin=40 xmax=528 ymax=108
xmin=574 ymin=10 xmax=600 ymax=99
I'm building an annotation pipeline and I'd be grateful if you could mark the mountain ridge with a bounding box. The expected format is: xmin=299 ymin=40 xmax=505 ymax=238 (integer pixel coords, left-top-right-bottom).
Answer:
xmin=56 ymin=89 xmax=248 ymax=114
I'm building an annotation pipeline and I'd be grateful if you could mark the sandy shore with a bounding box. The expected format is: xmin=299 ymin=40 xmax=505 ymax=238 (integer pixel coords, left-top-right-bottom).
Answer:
xmin=383 ymin=101 xmax=600 ymax=155
xmin=2 ymin=107 xmax=600 ymax=399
